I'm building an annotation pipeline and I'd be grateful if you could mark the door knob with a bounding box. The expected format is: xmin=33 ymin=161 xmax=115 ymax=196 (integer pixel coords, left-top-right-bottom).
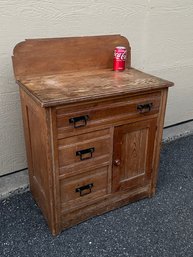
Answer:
xmin=114 ymin=159 xmax=121 ymax=166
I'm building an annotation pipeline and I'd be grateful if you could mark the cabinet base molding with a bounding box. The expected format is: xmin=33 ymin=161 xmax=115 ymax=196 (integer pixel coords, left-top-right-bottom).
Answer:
xmin=60 ymin=185 xmax=150 ymax=232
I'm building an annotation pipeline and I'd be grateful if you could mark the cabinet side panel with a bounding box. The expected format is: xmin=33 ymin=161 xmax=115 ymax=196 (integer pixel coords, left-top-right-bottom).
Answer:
xmin=19 ymin=89 xmax=56 ymax=234
xmin=151 ymin=88 xmax=168 ymax=195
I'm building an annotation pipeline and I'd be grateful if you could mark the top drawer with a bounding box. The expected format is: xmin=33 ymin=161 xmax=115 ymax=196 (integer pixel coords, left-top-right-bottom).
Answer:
xmin=56 ymin=91 xmax=161 ymax=138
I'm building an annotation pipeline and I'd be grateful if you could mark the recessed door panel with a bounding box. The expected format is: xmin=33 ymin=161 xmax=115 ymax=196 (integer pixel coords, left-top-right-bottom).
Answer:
xmin=112 ymin=118 xmax=157 ymax=192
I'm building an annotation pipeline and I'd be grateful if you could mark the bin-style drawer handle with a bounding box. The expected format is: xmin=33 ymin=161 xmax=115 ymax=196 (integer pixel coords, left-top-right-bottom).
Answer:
xmin=137 ymin=103 xmax=153 ymax=113
xmin=76 ymin=147 xmax=95 ymax=161
xmin=69 ymin=115 xmax=89 ymax=128
xmin=76 ymin=183 xmax=94 ymax=196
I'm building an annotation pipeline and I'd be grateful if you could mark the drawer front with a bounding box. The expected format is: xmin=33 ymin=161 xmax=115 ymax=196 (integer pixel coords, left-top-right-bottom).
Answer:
xmin=58 ymin=129 xmax=111 ymax=174
xmin=56 ymin=92 xmax=161 ymax=138
xmin=60 ymin=166 xmax=108 ymax=209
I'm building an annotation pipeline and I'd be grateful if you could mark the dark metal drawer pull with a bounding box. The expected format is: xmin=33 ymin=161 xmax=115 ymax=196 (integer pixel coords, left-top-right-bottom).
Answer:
xmin=137 ymin=103 xmax=153 ymax=113
xmin=76 ymin=147 xmax=95 ymax=161
xmin=69 ymin=115 xmax=89 ymax=128
xmin=76 ymin=183 xmax=94 ymax=196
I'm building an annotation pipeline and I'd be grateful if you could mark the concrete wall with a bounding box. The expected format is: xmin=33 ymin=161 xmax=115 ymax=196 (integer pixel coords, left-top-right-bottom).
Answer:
xmin=0 ymin=0 xmax=193 ymax=176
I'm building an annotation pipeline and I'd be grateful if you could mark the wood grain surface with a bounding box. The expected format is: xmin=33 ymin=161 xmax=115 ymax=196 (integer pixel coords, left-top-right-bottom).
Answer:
xmin=13 ymin=35 xmax=173 ymax=235
xmin=17 ymin=68 xmax=173 ymax=107
xmin=12 ymin=35 xmax=130 ymax=78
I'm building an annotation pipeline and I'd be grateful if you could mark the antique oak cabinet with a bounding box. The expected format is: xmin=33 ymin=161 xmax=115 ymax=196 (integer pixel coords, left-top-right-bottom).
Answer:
xmin=12 ymin=35 xmax=173 ymax=235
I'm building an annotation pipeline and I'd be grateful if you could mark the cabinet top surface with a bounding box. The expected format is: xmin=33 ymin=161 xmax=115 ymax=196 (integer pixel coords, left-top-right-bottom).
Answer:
xmin=17 ymin=68 xmax=173 ymax=107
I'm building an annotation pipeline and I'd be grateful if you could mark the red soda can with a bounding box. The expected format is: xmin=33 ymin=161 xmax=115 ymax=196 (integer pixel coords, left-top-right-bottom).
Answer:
xmin=113 ymin=46 xmax=127 ymax=71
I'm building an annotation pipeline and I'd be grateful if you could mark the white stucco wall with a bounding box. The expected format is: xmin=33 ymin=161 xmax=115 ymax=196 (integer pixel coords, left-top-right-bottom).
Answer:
xmin=0 ymin=0 xmax=193 ymax=176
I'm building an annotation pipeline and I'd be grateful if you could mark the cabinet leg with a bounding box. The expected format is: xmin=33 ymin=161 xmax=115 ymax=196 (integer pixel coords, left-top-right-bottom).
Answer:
xmin=148 ymin=187 xmax=156 ymax=198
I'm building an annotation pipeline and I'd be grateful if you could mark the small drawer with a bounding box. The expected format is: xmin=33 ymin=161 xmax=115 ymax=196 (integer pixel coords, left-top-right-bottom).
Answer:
xmin=56 ymin=92 xmax=161 ymax=138
xmin=60 ymin=166 xmax=108 ymax=209
xmin=58 ymin=129 xmax=111 ymax=170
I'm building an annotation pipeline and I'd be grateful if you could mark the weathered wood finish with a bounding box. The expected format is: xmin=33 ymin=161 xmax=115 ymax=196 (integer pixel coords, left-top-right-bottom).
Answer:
xmin=12 ymin=35 xmax=173 ymax=235
xmin=19 ymin=89 xmax=58 ymax=234
xmin=12 ymin=35 xmax=130 ymax=79
xmin=58 ymin=130 xmax=111 ymax=167
xmin=112 ymin=118 xmax=157 ymax=192
xmin=60 ymin=166 xmax=108 ymax=209
xmin=55 ymin=91 xmax=161 ymax=139
xmin=16 ymin=68 xmax=172 ymax=107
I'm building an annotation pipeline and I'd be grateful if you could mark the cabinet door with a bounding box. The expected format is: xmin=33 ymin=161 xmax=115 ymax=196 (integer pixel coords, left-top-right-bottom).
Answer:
xmin=112 ymin=118 xmax=157 ymax=192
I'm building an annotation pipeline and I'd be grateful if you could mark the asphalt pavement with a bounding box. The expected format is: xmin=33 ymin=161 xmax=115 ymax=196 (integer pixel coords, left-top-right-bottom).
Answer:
xmin=1 ymin=134 xmax=193 ymax=257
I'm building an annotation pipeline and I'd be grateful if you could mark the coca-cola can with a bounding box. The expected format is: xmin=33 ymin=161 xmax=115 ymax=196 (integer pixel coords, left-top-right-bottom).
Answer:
xmin=113 ymin=46 xmax=127 ymax=71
